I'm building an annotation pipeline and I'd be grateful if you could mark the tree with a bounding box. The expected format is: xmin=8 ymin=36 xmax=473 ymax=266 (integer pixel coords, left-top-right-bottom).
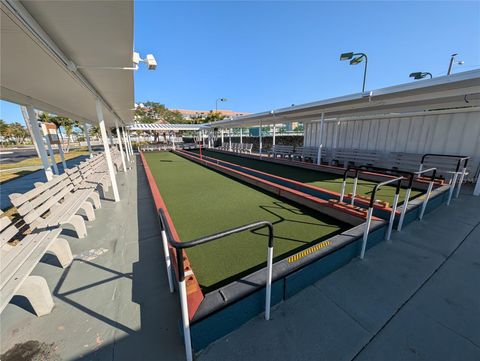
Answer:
xmin=0 ymin=120 xmax=30 ymax=145
xmin=135 ymin=101 xmax=184 ymax=124
xmin=197 ymin=111 xmax=225 ymax=124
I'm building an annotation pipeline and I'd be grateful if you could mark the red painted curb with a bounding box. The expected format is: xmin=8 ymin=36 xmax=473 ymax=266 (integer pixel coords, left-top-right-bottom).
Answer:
xmin=140 ymin=151 xmax=204 ymax=321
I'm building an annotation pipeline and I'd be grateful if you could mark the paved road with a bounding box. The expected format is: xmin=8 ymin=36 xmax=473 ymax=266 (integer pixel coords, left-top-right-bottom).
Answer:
xmin=0 ymin=147 xmax=38 ymax=163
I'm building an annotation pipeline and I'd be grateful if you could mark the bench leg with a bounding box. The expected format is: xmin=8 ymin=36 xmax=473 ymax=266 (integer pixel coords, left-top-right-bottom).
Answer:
xmin=66 ymin=214 xmax=87 ymax=239
xmin=16 ymin=276 xmax=54 ymax=317
xmin=88 ymin=191 xmax=101 ymax=209
xmin=80 ymin=201 xmax=95 ymax=221
xmin=47 ymin=238 xmax=73 ymax=268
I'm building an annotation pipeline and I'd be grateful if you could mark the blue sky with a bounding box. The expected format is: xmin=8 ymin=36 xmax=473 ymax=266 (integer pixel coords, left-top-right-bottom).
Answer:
xmin=1 ymin=1 xmax=479 ymax=123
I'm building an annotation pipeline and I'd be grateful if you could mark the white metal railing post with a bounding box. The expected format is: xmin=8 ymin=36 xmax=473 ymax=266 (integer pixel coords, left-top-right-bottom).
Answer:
xmin=316 ymin=112 xmax=324 ymax=165
xmin=350 ymin=176 xmax=358 ymax=205
xmin=455 ymin=166 xmax=467 ymax=198
xmin=397 ymin=187 xmax=411 ymax=231
xmin=272 ymin=123 xmax=276 ymax=146
xmin=265 ymin=245 xmax=274 ymax=321
xmin=259 ymin=122 xmax=263 ymax=155
xmin=340 ymin=180 xmax=346 ymax=203
xmin=360 ymin=207 xmax=374 ymax=259
xmin=161 ymin=229 xmax=174 ymax=293
xmin=84 ymin=123 xmax=93 ymax=157
xmin=115 ymin=120 xmax=127 ymax=172
xmin=419 ymin=180 xmax=434 ymax=220
xmin=447 ymin=172 xmax=459 ymax=205
xmin=25 ymin=106 xmax=54 ymax=180
xmin=96 ymin=100 xmax=120 ymax=202
xmin=386 ymin=192 xmax=400 ymax=241
xmin=178 ymin=277 xmax=193 ymax=361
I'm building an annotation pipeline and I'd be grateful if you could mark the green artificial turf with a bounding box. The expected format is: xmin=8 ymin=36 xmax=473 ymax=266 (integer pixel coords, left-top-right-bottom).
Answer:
xmin=145 ymin=151 xmax=349 ymax=292
xmin=195 ymin=149 xmax=423 ymax=205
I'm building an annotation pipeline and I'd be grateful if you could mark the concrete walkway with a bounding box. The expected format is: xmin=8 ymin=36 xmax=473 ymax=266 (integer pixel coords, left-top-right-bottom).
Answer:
xmin=1 ymin=155 xmax=478 ymax=361
xmin=0 ymin=157 xmax=186 ymax=361
xmin=198 ymin=187 xmax=480 ymax=361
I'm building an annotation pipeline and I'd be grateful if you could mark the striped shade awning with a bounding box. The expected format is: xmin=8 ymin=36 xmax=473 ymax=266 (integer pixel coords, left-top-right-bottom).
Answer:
xmin=127 ymin=123 xmax=204 ymax=131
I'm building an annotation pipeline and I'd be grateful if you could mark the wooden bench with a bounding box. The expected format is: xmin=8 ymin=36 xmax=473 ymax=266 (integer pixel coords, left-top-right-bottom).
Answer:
xmin=10 ymin=172 xmax=99 ymax=239
xmin=0 ymin=211 xmax=72 ymax=316
xmin=269 ymin=145 xmax=294 ymax=158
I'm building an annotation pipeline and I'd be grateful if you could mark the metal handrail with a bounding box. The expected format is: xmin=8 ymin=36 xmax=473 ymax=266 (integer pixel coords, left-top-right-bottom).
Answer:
xmin=420 ymin=154 xmax=469 ymax=204
xmin=158 ymin=208 xmax=274 ymax=361
xmin=358 ymin=165 xmax=416 ymax=232
xmin=415 ymin=168 xmax=437 ymax=220
xmin=360 ymin=176 xmax=403 ymax=259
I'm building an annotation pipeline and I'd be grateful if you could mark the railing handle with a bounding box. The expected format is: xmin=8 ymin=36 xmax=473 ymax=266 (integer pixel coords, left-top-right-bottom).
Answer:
xmin=158 ymin=209 xmax=275 ymax=361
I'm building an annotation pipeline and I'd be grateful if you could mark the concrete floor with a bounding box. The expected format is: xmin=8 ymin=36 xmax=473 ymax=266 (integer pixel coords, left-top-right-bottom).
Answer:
xmin=0 ymin=155 xmax=479 ymax=361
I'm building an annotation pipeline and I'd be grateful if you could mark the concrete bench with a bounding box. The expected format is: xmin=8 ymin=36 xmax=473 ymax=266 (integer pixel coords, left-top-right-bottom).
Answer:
xmin=269 ymin=145 xmax=294 ymax=158
xmin=293 ymin=146 xmax=321 ymax=163
xmin=9 ymin=172 xmax=99 ymax=239
xmin=0 ymin=211 xmax=72 ymax=316
xmin=241 ymin=143 xmax=253 ymax=154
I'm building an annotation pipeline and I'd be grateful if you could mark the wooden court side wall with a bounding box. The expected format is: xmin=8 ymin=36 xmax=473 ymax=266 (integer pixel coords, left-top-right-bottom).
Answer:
xmin=303 ymin=109 xmax=480 ymax=180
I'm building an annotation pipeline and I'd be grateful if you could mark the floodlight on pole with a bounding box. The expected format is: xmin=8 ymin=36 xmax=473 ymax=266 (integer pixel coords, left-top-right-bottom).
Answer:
xmin=71 ymin=52 xmax=157 ymax=71
xmin=447 ymin=53 xmax=464 ymax=75
xmin=339 ymin=51 xmax=368 ymax=93
xmin=409 ymin=72 xmax=433 ymax=80
xmin=216 ymin=98 xmax=228 ymax=112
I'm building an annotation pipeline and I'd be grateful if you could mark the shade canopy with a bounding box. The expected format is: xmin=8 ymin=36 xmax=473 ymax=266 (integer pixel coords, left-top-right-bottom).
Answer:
xmin=1 ymin=0 xmax=134 ymax=126
xmin=209 ymin=70 xmax=480 ymax=128
xmin=128 ymin=123 xmax=204 ymax=132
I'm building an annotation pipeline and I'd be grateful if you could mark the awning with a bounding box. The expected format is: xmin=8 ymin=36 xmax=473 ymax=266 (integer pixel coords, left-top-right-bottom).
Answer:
xmin=0 ymin=0 xmax=134 ymax=126
xmin=128 ymin=123 xmax=204 ymax=131
xmin=208 ymin=70 xmax=480 ymax=128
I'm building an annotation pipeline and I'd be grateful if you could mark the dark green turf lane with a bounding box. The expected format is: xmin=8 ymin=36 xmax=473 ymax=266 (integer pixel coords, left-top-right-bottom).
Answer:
xmin=145 ymin=152 xmax=349 ymax=292
xmin=192 ymin=149 xmax=423 ymax=205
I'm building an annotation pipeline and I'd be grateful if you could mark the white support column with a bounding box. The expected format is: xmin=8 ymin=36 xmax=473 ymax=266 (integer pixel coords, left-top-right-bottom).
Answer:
xmin=316 ymin=113 xmax=325 ymax=165
xmin=58 ymin=143 xmax=67 ymax=170
xmin=24 ymin=106 xmax=54 ymax=180
xmin=474 ymin=176 xmax=480 ymax=196
xmin=21 ymin=106 xmax=40 ymax=156
xmin=121 ymin=128 xmax=131 ymax=162
xmin=84 ymin=123 xmax=93 ymax=157
xmin=115 ymin=120 xmax=127 ymax=172
xmin=128 ymin=132 xmax=134 ymax=155
xmin=125 ymin=131 xmax=132 ymax=156
xmin=272 ymin=124 xmax=276 ymax=146
xmin=240 ymin=128 xmax=243 ymax=144
xmin=259 ymin=122 xmax=263 ymax=155
xmin=44 ymin=129 xmax=59 ymax=175
xmin=108 ymin=129 xmax=114 ymax=147
xmin=228 ymin=129 xmax=232 ymax=150
xmin=96 ymin=100 xmax=120 ymax=202
xmin=221 ymin=129 xmax=224 ymax=145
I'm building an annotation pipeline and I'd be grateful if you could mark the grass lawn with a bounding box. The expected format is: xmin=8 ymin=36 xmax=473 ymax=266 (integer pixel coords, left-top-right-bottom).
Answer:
xmin=0 ymin=150 xmax=89 ymax=183
xmin=145 ymin=151 xmax=349 ymax=292
xmin=196 ymin=149 xmax=423 ymax=205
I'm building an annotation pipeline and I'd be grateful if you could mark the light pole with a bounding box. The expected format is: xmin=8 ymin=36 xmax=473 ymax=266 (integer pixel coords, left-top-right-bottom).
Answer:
xmin=409 ymin=72 xmax=433 ymax=80
xmin=340 ymin=52 xmax=368 ymax=93
xmin=215 ymin=98 xmax=227 ymax=112
xmin=447 ymin=53 xmax=464 ymax=75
